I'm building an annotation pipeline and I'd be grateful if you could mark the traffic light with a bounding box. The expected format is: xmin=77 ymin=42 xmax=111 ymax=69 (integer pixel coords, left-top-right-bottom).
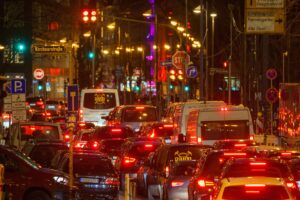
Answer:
xmin=135 ymin=85 xmax=140 ymax=92
xmin=88 ymin=51 xmax=95 ymax=59
xmin=223 ymin=61 xmax=228 ymax=68
xmin=184 ymin=85 xmax=190 ymax=92
xmin=82 ymin=9 xmax=97 ymax=22
xmin=178 ymin=69 xmax=184 ymax=81
xmin=38 ymin=81 xmax=43 ymax=91
xmin=16 ymin=42 xmax=25 ymax=52
xmin=170 ymin=69 xmax=176 ymax=81
xmin=169 ymin=84 xmax=174 ymax=89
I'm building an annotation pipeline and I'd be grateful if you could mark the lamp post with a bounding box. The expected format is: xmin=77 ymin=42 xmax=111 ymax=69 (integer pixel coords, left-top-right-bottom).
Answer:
xmin=282 ymin=51 xmax=288 ymax=84
xmin=210 ymin=12 xmax=217 ymax=75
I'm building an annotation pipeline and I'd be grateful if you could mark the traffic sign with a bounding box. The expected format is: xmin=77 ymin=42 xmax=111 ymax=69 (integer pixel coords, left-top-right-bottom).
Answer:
xmin=11 ymin=79 xmax=26 ymax=94
xmin=246 ymin=0 xmax=284 ymax=8
xmin=266 ymin=68 xmax=278 ymax=80
xmin=12 ymin=110 xmax=27 ymax=121
xmin=3 ymin=81 xmax=11 ymax=93
xmin=172 ymin=51 xmax=190 ymax=70
xmin=186 ymin=65 xmax=198 ymax=78
xmin=33 ymin=68 xmax=45 ymax=80
xmin=245 ymin=9 xmax=284 ymax=34
xmin=161 ymin=60 xmax=173 ymax=67
xmin=12 ymin=94 xmax=26 ymax=102
xmin=67 ymin=85 xmax=79 ymax=112
xmin=266 ymin=87 xmax=279 ymax=103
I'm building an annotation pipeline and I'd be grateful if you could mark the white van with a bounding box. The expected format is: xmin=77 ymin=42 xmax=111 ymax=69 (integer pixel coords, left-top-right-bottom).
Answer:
xmin=186 ymin=105 xmax=254 ymax=145
xmin=162 ymin=100 xmax=226 ymax=136
xmin=80 ymin=88 xmax=120 ymax=126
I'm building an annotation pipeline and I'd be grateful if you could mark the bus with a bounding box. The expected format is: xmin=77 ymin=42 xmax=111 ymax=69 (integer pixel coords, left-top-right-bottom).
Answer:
xmin=80 ymin=89 xmax=120 ymax=126
xmin=186 ymin=104 xmax=254 ymax=145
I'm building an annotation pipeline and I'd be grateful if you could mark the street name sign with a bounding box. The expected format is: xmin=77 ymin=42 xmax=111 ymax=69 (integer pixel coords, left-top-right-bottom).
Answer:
xmin=246 ymin=0 xmax=284 ymax=8
xmin=161 ymin=60 xmax=173 ymax=67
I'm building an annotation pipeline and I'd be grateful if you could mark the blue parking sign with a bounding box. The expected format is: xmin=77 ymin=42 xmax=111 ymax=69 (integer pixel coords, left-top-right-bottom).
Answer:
xmin=11 ymin=79 xmax=26 ymax=94
xmin=67 ymin=85 xmax=79 ymax=112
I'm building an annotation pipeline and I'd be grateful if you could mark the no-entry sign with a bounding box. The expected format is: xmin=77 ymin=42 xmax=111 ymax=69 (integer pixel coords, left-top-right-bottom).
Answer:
xmin=33 ymin=68 xmax=45 ymax=80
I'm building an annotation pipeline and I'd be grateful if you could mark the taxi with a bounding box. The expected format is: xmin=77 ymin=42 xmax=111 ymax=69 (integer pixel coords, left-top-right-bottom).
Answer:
xmin=214 ymin=177 xmax=297 ymax=200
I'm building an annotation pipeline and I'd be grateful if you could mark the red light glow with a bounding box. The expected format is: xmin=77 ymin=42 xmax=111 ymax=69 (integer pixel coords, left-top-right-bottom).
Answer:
xmin=281 ymin=152 xmax=292 ymax=156
xmin=245 ymin=184 xmax=266 ymax=187
xmin=234 ymin=143 xmax=247 ymax=147
xmin=223 ymin=152 xmax=247 ymax=156
xmin=124 ymin=157 xmax=136 ymax=164
xmin=136 ymin=106 xmax=145 ymax=110
xmin=163 ymin=124 xmax=173 ymax=128
xmin=197 ymin=179 xmax=205 ymax=187
xmin=250 ymin=162 xmax=266 ymax=166
xmin=144 ymin=144 xmax=153 ymax=148
xmin=111 ymin=128 xmax=122 ymax=132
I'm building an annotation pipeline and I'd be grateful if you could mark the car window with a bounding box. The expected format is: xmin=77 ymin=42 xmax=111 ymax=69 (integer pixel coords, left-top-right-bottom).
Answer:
xmin=63 ymin=155 xmax=115 ymax=175
xmin=173 ymin=161 xmax=197 ymax=176
xmin=222 ymin=185 xmax=289 ymax=200
xmin=127 ymin=143 xmax=161 ymax=159
xmin=123 ymin=107 xmax=157 ymax=122
xmin=93 ymin=126 xmax=134 ymax=139
xmin=201 ymin=152 xmax=225 ymax=179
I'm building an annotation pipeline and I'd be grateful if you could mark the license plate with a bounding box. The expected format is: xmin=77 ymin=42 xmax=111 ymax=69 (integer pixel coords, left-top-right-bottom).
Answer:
xmin=30 ymin=103 xmax=36 ymax=106
xmin=79 ymin=178 xmax=99 ymax=183
xmin=47 ymin=105 xmax=55 ymax=109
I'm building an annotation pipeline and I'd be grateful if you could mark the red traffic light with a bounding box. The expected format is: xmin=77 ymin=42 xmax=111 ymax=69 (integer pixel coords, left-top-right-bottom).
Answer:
xmin=82 ymin=9 xmax=97 ymax=22
xmin=223 ymin=61 xmax=228 ymax=68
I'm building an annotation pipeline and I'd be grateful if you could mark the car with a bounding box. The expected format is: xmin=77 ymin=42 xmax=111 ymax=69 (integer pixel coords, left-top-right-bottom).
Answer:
xmin=56 ymin=151 xmax=119 ymax=199
xmin=26 ymin=96 xmax=45 ymax=113
xmin=146 ymin=144 xmax=212 ymax=200
xmin=30 ymin=111 xmax=51 ymax=122
xmin=220 ymin=157 xmax=299 ymax=198
xmin=213 ymin=140 xmax=257 ymax=150
xmin=84 ymin=125 xmax=135 ymax=150
xmin=105 ymin=105 xmax=159 ymax=133
xmin=163 ymin=160 xmax=197 ymax=200
xmin=118 ymin=137 xmax=163 ymax=189
xmin=22 ymin=140 xmax=68 ymax=168
xmin=0 ymin=145 xmax=70 ymax=200
xmin=45 ymin=100 xmax=61 ymax=116
xmin=213 ymin=177 xmax=296 ymax=200
xmin=188 ymin=149 xmax=258 ymax=200
xmin=140 ymin=122 xmax=175 ymax=144
xmin=73 ymin=129 xmax=95 ymax=149
xmin=288 ymin=159 xmax=300 ymax=190
xmin=8 ymin=121 xmax=64 ymax=150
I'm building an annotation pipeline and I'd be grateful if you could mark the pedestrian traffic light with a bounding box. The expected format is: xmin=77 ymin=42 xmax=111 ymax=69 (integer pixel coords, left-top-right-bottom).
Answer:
xmin=170 ymin=69 xmax=176 ymax=81
xmin=38 ymin=81 xmax=43 ymax=91
xmin=170 ymin=84 xmax=174 ymax=89
xmin=178 ymin=70 xmax=184 ymax=81
xmin=184 ymin=85 xmax=189 ymax=92
xmin=88 ymin=51 xmax=95 ymax=59
xmin=135 ymin=85 xmax=140 ymax=91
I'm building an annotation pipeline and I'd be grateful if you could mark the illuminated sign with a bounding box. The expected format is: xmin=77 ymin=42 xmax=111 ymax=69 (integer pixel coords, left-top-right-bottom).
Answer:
xmin=174 ymin=151 xmax=192 ymax=162
xmin=32 ymin=45 xmax=65 ymax=53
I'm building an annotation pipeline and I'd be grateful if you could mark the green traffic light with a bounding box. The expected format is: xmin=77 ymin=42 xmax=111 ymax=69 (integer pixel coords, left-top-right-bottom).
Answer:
xmin=184 ymin=85 xmax=189 ymax=92
xmin=170 ymin=84 xmax=174 ymax=89
xmin=38 ymin=85 xmax=43 ymax=91
xmin=135 ymin=86 xmax=140 ymax=91
xmin=88 ymin=52 xmax=95 ymax=59
xmin=17 ymin=43 xmax=25 ymax=52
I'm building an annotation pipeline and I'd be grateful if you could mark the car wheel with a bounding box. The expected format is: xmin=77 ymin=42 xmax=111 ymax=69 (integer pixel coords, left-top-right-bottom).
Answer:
xmin=24 ymin=190 xmax=51 ymax=200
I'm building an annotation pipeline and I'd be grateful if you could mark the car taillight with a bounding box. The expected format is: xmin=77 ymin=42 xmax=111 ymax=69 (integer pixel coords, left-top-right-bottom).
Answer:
xmin=145 ymin=144 xmax=153 ymax=148
xmin=220 ymin=107 xmax=228 ymax=111
xmin=64 ymin=134 xmax=70 ymax=141
xmin=286 ymin=181 xmax=297 ymax=189
xmin=150 ymin=129 xmax=155 ymax=138
xmin=245 ymin=184 xmax=266 ymax=187
xmin=250 ymin=162 xmax=266 ymax=166
xmin=45 ymin=112 xmax=51 ymax=116
xmin=250 ymin=135 xmax=254 ymax=141
xmin=135 ymin=106 xmax=144 ymax=110
xmin=163 ymin=124 xmax=173 ymax=128
xmin=197 ymin=137 xmax=202 ymax=143
xmin=197 ymin=179 xmax=214 ymax=188
xmin=165 ymin=166 xmax=170 ymax=177
xmin=92 ymin=141 xmax=99 ymax=149
xmin=223 ymin=152 xmax=247 ymax=157
xmin=171 ymin=181 xmax=184 ymax=187
xmin=281 ymin=152 xmax=292 ymax=156
xmin=234 ymin=143 xmax=247 ymax=147
xmin=105 ymin=177 xmax=119 ymax=185
xmin=30 ymin=127 xmax=36 ymax=131
xmin=78 ymin=122 xmax=85 ymax=127
xmin=111 ymin=128 xmax=122 ymax=133
xmin=124 ymin=156 xmax=136 ymax=164
xmin=36 ymin=101 xmax=44 ymax=106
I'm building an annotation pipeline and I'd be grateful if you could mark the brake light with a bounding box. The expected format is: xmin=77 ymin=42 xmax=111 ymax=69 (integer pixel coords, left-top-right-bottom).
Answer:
xmin=163 ymin=124 xmax=173 ymax=128
xmin=223 ymin=152 xmax=247 ymax=156
xmin=197 ymin=179 xmax=206 ymax=187
xmin=36 ymin=101 xmax=44 ymax=106
xmin=96 ymin=89 xmax=103 ymax=92
xmin=150 ymin=129 xmax=155 ymax=138
xmin=197 ymin=137 xmax=202 ymax=143
xmin=80 ymin=110 xmax=83 ymax=114
xmin=250 ymin=162 xmax=266 ymax=166
xmin=64 ymin=134 xmax=70 ymax=140
xmin=221 ymin=107 xmax=228 ymax=111
xmin=92 ymin=141 xmax=99 ymax=149
xmin=135 ymin=106 xmax=144 ymax=110
xmin=245 ymin=184 xmax=266 ymax=187
xmin=171 ymin=181 xmax=184 ymax=187
xmin=45 ymin=112 xmax=51 ymax=116
xmin=234 ymin=143 xmax=247 ymax=147
xmin=286 ymin=181 xmax=296 ymax=189
xmin=124 ymin=157 xmax=136 ymax=164
xmin=196 ymin=179 xmax=214 ymax=188
xmin=250 ymin=135 xmax=254 ymax=141
xmin=78 ymin=122 xmax=86 ymax=127
xmin=281 ymin=152 xmax=292 ymax=156
xmin=165 ymin=166 xmax=170 ymax=177
xmin=2 ymin=114 xmax=10 ymax=119
xmin=30 ymin=127 xmax=36 ymax=131
xmin=105 ymin=177 xmax=119 ymax=185
xmin=29 ymin=109 xmax=33 ymax=113
xmin=144 ymin=144 xmax=153 ymax=148
xmin=111 ymin=128 xmax=122 ymax=133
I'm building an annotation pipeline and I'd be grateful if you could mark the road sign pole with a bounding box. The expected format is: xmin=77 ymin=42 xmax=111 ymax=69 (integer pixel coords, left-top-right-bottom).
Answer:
xmin=69 ymin=126 xmax=74 ymax=199
xmin=270 ymin=79 xmax=273 ymax=136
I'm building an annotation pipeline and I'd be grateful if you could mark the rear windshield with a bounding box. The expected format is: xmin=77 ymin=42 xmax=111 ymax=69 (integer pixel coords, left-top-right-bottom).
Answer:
xmin=83 ymin=92 xmax=116 ymax=109
xmin=167 ymin=146 xmax=207 ymax=164
xmin=201 ymin=120 xmax=249 ymax=140
xmin=93 ymin=127 xmax=134 ymax=139
xmin=201 ymin=152 xmax=226 ymax=179
xmin=173 ymin=161 xmax=197 ymax=176
xmin=224 ymin=161 xmax=291 ymax=178
xmin=20 ymin=125 xmax=59 ymax=140
xmin=152 ymin=126 xmax=174 ymax=137
xmin=26 ymin=97 xmax=44 ymax=103
xmin=127 ymin=143 xmax=161 ymax=159
xmin=222 ymin=185 xmax=289 ymax=200
xmin=65 ymin=155 xmax=114 ymax=175
xmin=29 ymin=144 xmax=68 ymax=167
xmin=123 ymin=107 xmax=157 ymax=122
xmin=101 ymin=140 xmax=125 ymax=153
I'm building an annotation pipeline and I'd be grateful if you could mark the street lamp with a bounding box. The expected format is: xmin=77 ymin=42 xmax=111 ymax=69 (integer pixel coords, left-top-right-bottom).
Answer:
xmin=210 ymin=11 xmax=217 ymax=81
xmin=282 ymin=51 xmax=288 ymax=84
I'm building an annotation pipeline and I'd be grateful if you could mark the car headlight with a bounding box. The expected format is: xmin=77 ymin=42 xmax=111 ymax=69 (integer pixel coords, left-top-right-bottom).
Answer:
xmin=53 ymin=176 xmax=69 ymax=185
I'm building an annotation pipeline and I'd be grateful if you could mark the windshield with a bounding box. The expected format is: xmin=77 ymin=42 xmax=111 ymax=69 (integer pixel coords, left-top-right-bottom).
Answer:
xmin=201 ymin=120 xmax=249 ymax=140
xmin=123 ymin=107 xmax=157 ymax=122
xmin=20 ymin=124 xmax=60 ymax=140
xmin=127 ymin=143 xmax=161 ymax=159
xmin=83 ymin=92 xmax=116 ymax=109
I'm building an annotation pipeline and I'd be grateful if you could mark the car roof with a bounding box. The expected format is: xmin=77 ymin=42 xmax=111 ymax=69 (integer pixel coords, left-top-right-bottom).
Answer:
xmin=119 ymin=104 xmax=157 ymax=109
xmin=220 ymin=177 xmax=288 ymax=187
